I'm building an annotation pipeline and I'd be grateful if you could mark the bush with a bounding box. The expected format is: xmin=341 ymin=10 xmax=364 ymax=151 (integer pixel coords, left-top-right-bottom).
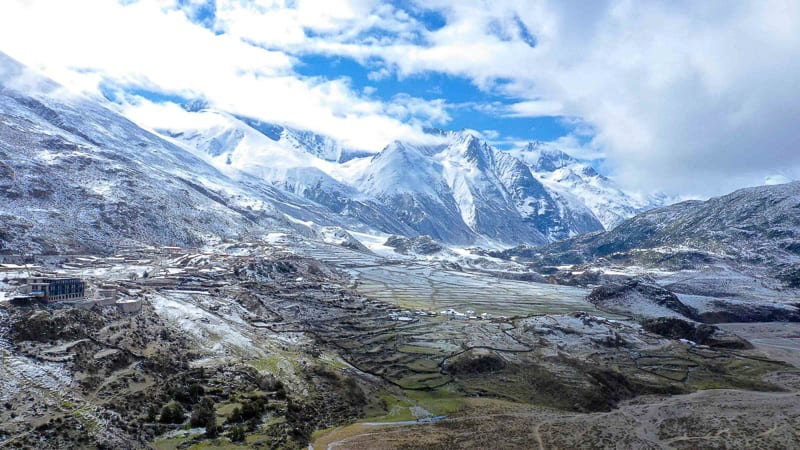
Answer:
xmin=226 ymin=395 xmax=269 ymax=424
xmin=190 ymin=397 xmax=217 ymax=437
xmin=446 ymin=351 xmax=505 ymax=375
xmin=230 ymin=425 xmax=246 ymax=442
xmin=240 ymin=397 xmax=267 ymax=421
xmin=159 ymin=401 xmax=185 ymax=424
xmin=174 ymin=383 xmax=204 ymax=404
xmin=146 ymin=405 xmax=159 ymax=422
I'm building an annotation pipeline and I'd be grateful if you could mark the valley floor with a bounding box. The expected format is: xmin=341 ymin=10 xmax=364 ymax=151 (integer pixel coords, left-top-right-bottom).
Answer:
xmin=314 ymin=386 xmax=800 ymax=450
xmin=0 ymin=239 xmax=798 ymax=449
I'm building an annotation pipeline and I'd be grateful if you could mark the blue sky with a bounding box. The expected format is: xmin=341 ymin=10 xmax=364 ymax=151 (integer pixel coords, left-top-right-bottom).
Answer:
xmin=2 ymin=0 xmax=799 ymax=196
xmin=294 ymin=54 xmax=573 ymax=146
xmin=152 ymin=0 xmax=574 ymax=149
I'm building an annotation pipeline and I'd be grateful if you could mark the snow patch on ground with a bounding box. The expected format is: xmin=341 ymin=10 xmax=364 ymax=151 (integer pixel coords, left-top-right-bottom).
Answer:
xmin=150 ymin=292 xmax=263 ymax=358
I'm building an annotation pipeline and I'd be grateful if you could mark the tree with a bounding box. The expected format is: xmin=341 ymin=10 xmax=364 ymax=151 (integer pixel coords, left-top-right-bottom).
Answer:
xmin=146 ymin=405 xmax=159 ymax=422
xmin=159 ymin=401 xmax=185 ymax=424
xmin=226 ymin=406 xmax=242 ymax=424
xmin=230 ymin=425 xmax=246 ymax=443
xmin=190 ymin=397 xmax=218 ymax=438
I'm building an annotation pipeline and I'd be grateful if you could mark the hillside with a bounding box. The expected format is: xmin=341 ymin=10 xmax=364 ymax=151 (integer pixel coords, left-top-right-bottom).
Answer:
xmin=0 ymin=53 xmax=356 ymax=254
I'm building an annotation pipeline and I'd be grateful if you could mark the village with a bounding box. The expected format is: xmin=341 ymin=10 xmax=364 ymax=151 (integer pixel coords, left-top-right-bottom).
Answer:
xmin=0 ymin=241 xmax=376 ymax=448
xmin=0 ymin=243 xmax=297 ymax=316
xmin=1 ymin=237 xmax=507 ymax=337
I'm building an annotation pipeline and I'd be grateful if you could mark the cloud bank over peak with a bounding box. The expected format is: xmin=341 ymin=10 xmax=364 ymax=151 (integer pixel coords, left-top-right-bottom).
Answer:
xmin=0 ymin=0 xmax=450 ymax=151
xmin=1 ymin=0 xmax=799 ymax=197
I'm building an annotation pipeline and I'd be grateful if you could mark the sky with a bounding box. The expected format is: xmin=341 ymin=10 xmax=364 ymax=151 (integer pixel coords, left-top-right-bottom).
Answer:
xmin=0 ymin=0 xmax=799 ymax=197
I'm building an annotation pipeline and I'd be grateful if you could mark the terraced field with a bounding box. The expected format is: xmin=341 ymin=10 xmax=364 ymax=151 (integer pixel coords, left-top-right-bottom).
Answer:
xmin=288 ymin=236 xmax=610 ymax=318
xmin=350 ymin=263 xmax=595 ymax=317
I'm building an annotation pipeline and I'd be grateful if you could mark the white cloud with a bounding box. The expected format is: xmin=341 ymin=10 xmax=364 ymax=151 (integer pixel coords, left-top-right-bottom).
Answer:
xmin=3 ymin=0 xmax=799 ymax=196
xmin=764 ymin=174 xmax=793 ymax=186
xmin=242 ymin=0 xmax=800 ymax=196
xmin=481 ymin=129 xmax=500 ymax=140
xmin=504 ymin=100 xmax=563 ymax=118
xmin=120 ymin=97 xmax=217 ymax=132
xmin=213 ymin=0 xmax=421 ymax=49
xmin=386 ymin=94 xmax=450 ymax=126
xmin=540 ymin=134 xmax=604 ymax=162
xmin=0 ymin=0 xmax=448 ymax=151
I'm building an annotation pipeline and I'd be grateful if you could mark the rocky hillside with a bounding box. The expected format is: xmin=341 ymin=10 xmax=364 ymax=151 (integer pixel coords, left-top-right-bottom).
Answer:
xmin=535 ymin=181 xmax=800 ymax=270
xmin=509 ymin=143 xmax=665 ymax=229
xmin=0 ymin=52 xmax=362 ymax=254
xmin=492 ymin=182 xmax=800 ymax=322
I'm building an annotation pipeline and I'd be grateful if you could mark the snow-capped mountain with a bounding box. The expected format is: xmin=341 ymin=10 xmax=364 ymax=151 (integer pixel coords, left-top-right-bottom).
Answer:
xmin=355 ymin=139 xmax=490 ymax=244
xmin=357 ymin=131 xmax=604 ymax=245
xmin=509 ymin=143 xmax=664 ymax=229
xmin=0 ymin=52 xmax=371 ymax=254
xmin=157 ymin=108 xmax=612 ymax=246
xmin=155 ymin=108 xmax=416 ymax=237
xmin=153 ymin=107 xmax=652 ymax=246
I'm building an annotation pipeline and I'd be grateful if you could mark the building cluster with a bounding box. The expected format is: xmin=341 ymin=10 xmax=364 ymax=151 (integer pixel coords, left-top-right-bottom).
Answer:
xmin=388 ymin=308 xmax=494 ymax=322
xmin=439 ymin=308 xmax=492 ymax=321
xmin=24 ymin=277 xmax=85 ymax=301
xmin=8 ymin=276 xmax=142 ymax=314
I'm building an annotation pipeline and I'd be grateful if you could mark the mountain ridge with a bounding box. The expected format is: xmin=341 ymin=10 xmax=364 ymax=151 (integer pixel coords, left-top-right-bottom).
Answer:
xmin=0 ymin=52 xmax=375 ymax=254
xmin=156 ymin=111 xmax=654 ymax=246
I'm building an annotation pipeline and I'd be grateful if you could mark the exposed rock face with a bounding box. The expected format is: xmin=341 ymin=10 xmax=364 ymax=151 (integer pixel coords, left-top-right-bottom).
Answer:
xmin=587 ymin=279 xmax=699 ymax=320
xmin=314 ymin=226 xmax=371 ymax=252
xmin=695 ymin=302 xmax=800 ymax=324
xmin=640 ymin=317 xmax=751 ymax=349
xmin=528 ymin=181 xmax=800 ymax=270
xmin=587 ymin=278 xmax=800 ymax=324
xmin=384 ymin=235 xmax=444 ymax=255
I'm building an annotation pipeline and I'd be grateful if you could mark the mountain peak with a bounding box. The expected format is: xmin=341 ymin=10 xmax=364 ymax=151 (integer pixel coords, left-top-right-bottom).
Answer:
xmin=512 ymin=144 xmax=578 ymax=172
xmin=423 ymin=127 xmax=448 ymax=137
xmin=181 ymin=98 xmax=209 ymax=112
xmin=525 ymin=140 xmax=544 ymax=151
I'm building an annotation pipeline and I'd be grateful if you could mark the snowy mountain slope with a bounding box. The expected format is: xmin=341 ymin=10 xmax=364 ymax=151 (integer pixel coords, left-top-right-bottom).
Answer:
xmin=355 ymin=131 xmax=605 ymax=245
xmin=513 ymin=181 xmax=800 ymax=275
xmin=509 ymin=143 xmax=664 ymax=229
xmin=491 ymin=143 xmax=602 ymax=240
xmin=0 ymin=52 xmax=364 ymax=254
xmin=154 ymin=113 xmax=609 ymax=246
xmin=434 ymin=133 xmax=544 ymax=242
xmin=156 ymin=109 xmax=417 ymax=237
xmin=157 ymin=109 xmax=358 ymax=201
xmin=356 ymin=140 xmax=479 ymax=244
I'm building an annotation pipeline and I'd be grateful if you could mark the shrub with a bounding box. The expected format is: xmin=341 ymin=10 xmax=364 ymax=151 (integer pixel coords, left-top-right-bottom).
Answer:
xmin=190 ymin=397 xmax=217 ymax=437
xmin=230 ymin=425 xmax=246 ymax=442
xmin=159 ymin=401 xmax=185 ymax=424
